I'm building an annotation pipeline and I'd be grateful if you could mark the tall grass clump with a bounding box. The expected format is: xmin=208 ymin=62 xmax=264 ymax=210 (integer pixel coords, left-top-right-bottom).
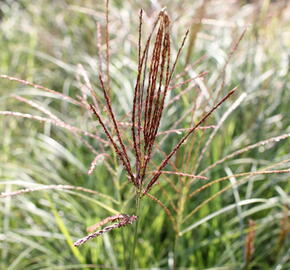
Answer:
xmin=1 ymin=8 xmax=236 ymax=267
xmin=1 ymin=0 xmax=289 ymax=269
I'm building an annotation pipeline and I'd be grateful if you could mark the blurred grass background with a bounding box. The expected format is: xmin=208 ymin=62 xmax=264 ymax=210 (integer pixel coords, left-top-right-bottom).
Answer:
xmin=0 ymin=0 xmax=289 ymax=269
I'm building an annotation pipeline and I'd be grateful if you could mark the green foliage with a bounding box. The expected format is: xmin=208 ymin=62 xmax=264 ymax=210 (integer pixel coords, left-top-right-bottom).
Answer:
xmin=0 ymin=0 xmax=289 ymax=269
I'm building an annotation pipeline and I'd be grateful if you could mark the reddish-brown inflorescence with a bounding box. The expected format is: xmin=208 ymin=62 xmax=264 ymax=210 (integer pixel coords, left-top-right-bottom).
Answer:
xmin=89 ymin=9 xmax=237 ymax=195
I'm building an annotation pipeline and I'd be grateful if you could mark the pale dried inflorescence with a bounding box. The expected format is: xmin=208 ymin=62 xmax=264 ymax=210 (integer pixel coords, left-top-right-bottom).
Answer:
xmin=74 ymin=214 xmax=137 ymax=247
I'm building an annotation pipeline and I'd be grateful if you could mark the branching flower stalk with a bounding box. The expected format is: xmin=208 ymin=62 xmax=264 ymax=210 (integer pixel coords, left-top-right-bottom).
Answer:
xmin=87 ymin=9 xmax=237 ymax=268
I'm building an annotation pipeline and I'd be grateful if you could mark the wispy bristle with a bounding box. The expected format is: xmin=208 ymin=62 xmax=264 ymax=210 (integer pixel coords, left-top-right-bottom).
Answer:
xmin=0 ymin=75 xmax=81 ymax=106
xmin=149 ymin=171 xmax=208 ymax=180
xmin=88 ymin=153 xmax=109 ymax=175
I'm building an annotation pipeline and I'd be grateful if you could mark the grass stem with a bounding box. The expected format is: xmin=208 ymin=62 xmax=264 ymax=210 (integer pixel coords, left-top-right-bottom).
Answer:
xmin=128 ymin=191 xmax=141 ymax=270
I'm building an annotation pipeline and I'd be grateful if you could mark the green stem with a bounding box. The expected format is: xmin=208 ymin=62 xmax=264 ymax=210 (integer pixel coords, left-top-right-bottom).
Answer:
xmin=128 ymin=191 xmax=141 ymax=270
xmin=173 ymin=233 xmax=180 ymax=270
xmin=173 ymin=178 xmax=188 ymax=269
